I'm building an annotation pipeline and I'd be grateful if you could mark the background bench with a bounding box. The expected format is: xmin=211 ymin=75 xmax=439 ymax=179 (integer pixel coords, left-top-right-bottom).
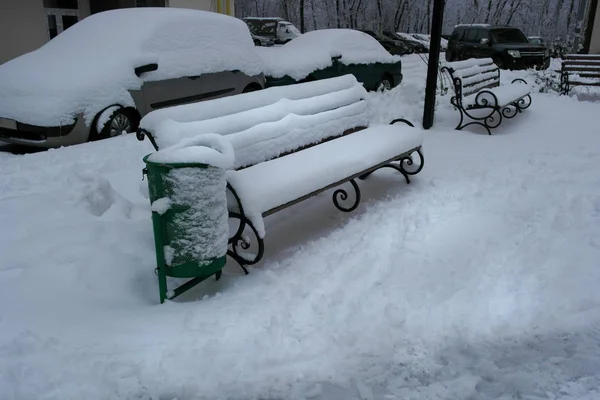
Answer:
xmin=441 ymin=58 xmax=532 ymax=135
xmin=560 ymin=54 xmax=600 ymax=95
xmin=138 ymin=75 xmax=425 ymax=273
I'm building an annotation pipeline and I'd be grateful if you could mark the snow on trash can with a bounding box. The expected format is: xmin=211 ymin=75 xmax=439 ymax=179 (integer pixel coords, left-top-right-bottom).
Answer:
xmin=143 ymin=134 xmax=235 ymax=303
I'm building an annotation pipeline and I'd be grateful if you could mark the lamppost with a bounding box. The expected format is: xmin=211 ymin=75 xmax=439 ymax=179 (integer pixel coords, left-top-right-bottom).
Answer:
xmin=422 ymin=0 xmax=446 ymax=129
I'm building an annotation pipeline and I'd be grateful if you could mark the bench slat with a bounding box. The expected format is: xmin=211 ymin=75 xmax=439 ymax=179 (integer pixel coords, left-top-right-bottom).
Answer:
xmin=568 ymin=81 xmax=600 ymax=86
xmin=462 ymin=71 xmax=499 ymax=87
xmin=567 ymin=73 xmax=600 ymax=78
xmin=464 ymin=82 xmax=530 ymax=108
xmin=140 ymin=75 xmax=369 ymax=150
xmin=463 ymin=80 xmax=500 ymax=97
xmin=227 ymin=125 xmax=423 ymax=237
xmin=562 ymin=61 xmax=600 ymax=68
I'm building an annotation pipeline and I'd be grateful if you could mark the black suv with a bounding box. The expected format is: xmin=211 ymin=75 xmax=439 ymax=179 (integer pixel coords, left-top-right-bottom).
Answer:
xmin=446 ymin=24 xmax=550 ymax=70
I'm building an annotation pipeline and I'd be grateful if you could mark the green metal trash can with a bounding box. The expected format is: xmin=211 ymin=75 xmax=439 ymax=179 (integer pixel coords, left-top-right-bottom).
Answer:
xmin=143 ymin=154 xmax=229 ymax=303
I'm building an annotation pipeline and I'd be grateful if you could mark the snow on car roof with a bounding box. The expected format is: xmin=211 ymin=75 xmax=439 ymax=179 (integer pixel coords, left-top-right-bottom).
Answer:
xmin=0 ymin=7 xmax=263 ymax=127
xmin=258 ymin=29 xmax=401 ymax=80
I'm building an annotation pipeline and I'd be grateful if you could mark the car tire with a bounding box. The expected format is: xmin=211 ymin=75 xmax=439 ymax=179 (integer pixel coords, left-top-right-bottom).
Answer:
xmin=95 ymin=108 xmax=137 ymax=141
xmin=376 ymin=75 xmax=394 ymax=92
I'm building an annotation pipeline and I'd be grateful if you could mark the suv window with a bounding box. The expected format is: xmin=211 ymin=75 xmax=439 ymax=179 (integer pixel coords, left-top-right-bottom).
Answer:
xmin=490 ymin=28 xmax=528 ymax=43
xmin=464 ymin=28 xmax=479 ymax=43
xmin=475 ymin=29 xmax=489 ymax=42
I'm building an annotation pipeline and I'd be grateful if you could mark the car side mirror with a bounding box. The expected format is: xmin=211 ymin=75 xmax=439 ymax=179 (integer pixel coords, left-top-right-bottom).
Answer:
xmin=480 ymin=38 xmax=490 ymax=45
xmin=134 ymin=63 xmax=158 ymax=77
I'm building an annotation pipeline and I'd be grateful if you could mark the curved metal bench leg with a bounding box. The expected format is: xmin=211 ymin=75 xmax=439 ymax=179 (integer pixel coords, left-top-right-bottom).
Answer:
xmin=227 ymin=184 xmax=265 ymax=275
xmin=333 ymin=179 xmax=362 ymax=212
xmin=359 ymin=149 xmax=425 ymax=184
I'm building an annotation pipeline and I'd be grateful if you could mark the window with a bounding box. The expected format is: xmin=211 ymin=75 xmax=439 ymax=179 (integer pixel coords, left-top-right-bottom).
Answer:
xmin=475 ymin=29 xmax=490 ymax=42
xmin=45 ymin=0 xmax=79 ymax=40
xmin=136 ymin=0 xmax=166 ymax=6
xmin=44 ymin=0 xmax=78 ymax=8
xmin=464 ymin=29 xmax=479 ymax=43
xmin=490 ymin=28 xmax=528 ymax=44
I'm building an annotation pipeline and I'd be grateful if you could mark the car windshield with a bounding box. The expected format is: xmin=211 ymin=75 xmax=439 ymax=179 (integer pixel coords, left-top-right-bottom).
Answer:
xmin=490 ymin=28 xmax=528 ymax=43
xmin=282 ymin=23 xmax=301 ymax=36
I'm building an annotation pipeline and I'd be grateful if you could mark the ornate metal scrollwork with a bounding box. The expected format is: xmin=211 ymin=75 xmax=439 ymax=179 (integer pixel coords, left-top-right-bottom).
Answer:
xmin=443 ymin=65 xmax=533 ymax=135
xmin=515 ymin=94 xmax=532 ymax=111
xmin=399 ymin=149 xmax=425 ymax=181
xmin=359 ymin=148 xmax=425 ymax=184
xmin=226 ymin=183 xmax=265 ymax=274
xmin=332 ymin=179 xmax=361 ymax=212
xmin=501 ymin=105 xmax=519 ymax=119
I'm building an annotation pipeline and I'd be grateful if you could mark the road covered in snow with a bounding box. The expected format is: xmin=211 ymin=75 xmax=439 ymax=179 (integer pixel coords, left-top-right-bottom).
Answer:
xmin=1 ymin=56 xmax=600 ymax=399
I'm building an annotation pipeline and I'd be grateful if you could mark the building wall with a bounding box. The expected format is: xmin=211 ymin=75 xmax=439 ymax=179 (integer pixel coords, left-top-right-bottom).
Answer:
xmin=167 ymin=0 xmax=234 ymax=15
xmin=0 ymin=0 xmax=235 ymax=64
xmin=0 ymin=0 xmax=48 ymax=64
xmin=590 ymin=1 xmax=600 ymax=53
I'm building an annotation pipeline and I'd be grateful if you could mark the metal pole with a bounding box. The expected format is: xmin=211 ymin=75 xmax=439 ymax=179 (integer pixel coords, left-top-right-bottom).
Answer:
xmin=422 ymin=0 xmax=446 ymax=129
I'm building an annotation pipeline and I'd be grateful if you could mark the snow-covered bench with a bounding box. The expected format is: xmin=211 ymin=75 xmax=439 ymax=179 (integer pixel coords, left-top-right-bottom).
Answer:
xmin=138 ymin=75 xmax=425 ymax=272
xmin=441 ymin=58 xmax=532 ymax=135
xmin=560 ymin=54 xmax=600 ymax=95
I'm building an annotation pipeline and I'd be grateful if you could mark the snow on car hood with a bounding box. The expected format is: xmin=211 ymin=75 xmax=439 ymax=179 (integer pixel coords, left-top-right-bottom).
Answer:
xmin=0 ymin=8 xmax=264 ymax=127
xmin=258 ymin=29 xmax=401 ymax=80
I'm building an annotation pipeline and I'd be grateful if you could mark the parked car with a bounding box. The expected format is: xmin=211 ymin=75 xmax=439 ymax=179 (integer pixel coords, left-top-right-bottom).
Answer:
xmin=252 ymin=34 xmax=275 ymax=47
xmin=259 ymin=29 xmax=403 ymax=91
xmin=358 ymin=30 xmax=412 ymax=55
xmin=0 ymin=8 xmax=265 ymax=148
xmin=446 ymin=24 xmax=550 ymax=70
xmin=388 ymin=32 xmax=429 ymax=53
xmin=243 ymin=17 xmax=302 ymax=45
xmin=528 ymin=36 xmax=545 ymax=45
xmin=409 ymin=33 xmax=449 ymax=51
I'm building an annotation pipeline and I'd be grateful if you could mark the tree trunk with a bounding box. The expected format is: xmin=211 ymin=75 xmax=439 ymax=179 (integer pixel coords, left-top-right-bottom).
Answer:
xmin=300 ymin=0 xmax=305 ymax=32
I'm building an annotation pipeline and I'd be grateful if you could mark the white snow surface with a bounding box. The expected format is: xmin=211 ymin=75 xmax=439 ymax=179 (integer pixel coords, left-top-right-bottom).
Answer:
xmin=140 ymin=75 xmax=368 ymax=149
xmin=0 ymin=8 xmax=263 ymax=127
xmin=147 ymin=133 xmax=235 ymax=169
xmin=1 ymin=56 xmax=600 ymax=400
xmin=258 ymin=29 xmax=402 ymax=80
xmin=464 ymin=82 xmax=531 ymax=107
xmin=142 ymin=75 xmax=371 ymax=169
xmin=227 ymin=125 xmax=423 ymax=238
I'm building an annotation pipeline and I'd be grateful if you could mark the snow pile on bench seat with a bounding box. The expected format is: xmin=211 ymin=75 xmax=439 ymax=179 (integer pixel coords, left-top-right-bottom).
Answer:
xmin=443 ymin=58 xmax=495 ymax=72
xmin=147 ymin=133 xmax=234 ymax=169
xmin=464 ymin=82 xmax=531 ymax=108
xmin=140 ymin=75 xmax=363 ymax=139
xmin=227 ymin=125 xmax=424 ymax=237
xmin=0 ymin=8 xmax=263 ymax=127
xmin=150 ymin=84 xmax=369 ymax=159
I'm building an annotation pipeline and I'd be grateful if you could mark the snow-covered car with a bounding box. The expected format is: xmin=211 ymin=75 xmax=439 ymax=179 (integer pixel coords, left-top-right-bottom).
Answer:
xmin=410 ymin=33 xmax=449 ymax=51
xmin=243 ymin=17 xmax=302 ymax=45
xmin=0 ymin=8 xmax=265 ymax=148
xmin=393 ymin=32 xmax=429 ymax=53
xmin=259 ymin=29 xmax=403 ymax=91
xmin=252 ymin=34 xmax=275 ymax=47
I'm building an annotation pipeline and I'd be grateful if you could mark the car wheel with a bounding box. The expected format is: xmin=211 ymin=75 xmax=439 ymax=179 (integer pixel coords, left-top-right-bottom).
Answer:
xmin=242 ymin=84 xmax=262 ymax=93
xmin=377 ymin=75 xmax=394 ymax=92
xmin=95 ymin=108 xmax=137 ymax=141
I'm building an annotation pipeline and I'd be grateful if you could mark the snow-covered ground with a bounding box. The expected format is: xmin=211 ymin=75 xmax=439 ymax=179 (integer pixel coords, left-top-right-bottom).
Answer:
xmin=1 ymin=56 xmax=600 ymax=400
